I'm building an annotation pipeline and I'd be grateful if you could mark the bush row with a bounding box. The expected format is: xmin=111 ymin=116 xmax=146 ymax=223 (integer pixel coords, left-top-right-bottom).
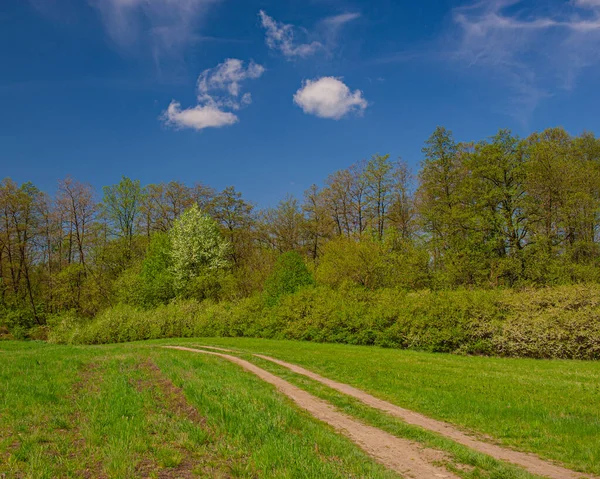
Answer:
xmin=48 ymin=284 xmax=600 ymax=360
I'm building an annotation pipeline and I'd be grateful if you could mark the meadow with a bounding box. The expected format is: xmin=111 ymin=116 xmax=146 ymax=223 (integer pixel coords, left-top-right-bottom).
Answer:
xmin=1 ymin=338 xmax=598 ymax=478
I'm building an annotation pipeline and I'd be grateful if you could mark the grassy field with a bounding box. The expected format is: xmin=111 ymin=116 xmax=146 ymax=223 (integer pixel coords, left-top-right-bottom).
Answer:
xmin=0 ymin=341 xmax=398 ymax=478
xmin=180 ymin=337 xmax=600 ymax=476
xmin=1 ymin=338 xmax=599 ymax=478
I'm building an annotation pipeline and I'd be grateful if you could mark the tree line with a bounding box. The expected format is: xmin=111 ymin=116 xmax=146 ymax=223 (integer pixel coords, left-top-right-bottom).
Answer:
xmin=2 ymin=126 xmax=600 ymax=328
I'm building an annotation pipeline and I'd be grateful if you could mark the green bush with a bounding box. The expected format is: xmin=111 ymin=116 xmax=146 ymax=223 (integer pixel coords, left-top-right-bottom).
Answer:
xmin=494 ymin=285 xmax=600 ymax=359
xmin=0 ymin=307 xmax=39 ymax=331
xmin=316 ymin=236 xmax=386 ymax=289
xmin=139 ymin=232 xmax=175 ymax=307
xmin=263 ymin=252 xmax=315 ymax=306
xmin=49 ymin=284 xmax=600 ymax=360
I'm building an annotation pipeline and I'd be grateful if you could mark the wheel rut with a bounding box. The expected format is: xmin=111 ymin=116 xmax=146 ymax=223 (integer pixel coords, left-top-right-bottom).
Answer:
xmin=187 ymin=344 xmax=597 ymax=479
xmin=163 ymin=345 xmax=458 ymax=479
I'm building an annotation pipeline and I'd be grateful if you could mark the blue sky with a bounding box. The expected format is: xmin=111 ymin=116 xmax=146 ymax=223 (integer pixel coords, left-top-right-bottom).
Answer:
xmin=1 ymin=0 xmax=600 ymax=206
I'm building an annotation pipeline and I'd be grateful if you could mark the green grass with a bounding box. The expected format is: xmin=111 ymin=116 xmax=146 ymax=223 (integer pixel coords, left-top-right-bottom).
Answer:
xmin=0 ymin=341 xmax=398 ymax=478
xmin=246 ymin=354 xmax=540 ymax=479
xmin=172 ymin=337 xmax=600 ymax=475
xmin=2 ymin=338 xmax=599 ymax=478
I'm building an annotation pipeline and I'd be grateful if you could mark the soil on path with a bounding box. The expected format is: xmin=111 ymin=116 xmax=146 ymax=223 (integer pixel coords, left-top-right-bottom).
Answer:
xmin=163 ymin=346 xmax=458 ymax=479
xmin=192 ymin=344 xmax=595 ymax=479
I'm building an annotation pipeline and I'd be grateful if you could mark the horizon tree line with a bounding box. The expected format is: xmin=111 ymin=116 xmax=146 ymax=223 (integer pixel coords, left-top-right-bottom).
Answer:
xmin=2 ymin=126 xmax=600 ymax=327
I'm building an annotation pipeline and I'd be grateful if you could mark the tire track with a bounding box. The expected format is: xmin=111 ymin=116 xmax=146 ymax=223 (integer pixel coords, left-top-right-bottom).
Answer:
xmin=163 ymin=346 xmax=458 ymax=479
xmin=191 ymin=344 xmax=596 ymax=479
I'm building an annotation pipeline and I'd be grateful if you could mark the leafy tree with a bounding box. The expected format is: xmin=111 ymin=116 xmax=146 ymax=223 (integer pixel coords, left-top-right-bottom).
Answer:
xmin=417 ymin=127 xmax=471 ymax=279
xmin=260 ymin=195 xmax=305 ymax=253
xmin=169 ymin=204 xmax=230 ymax=296
xmin=380 ymin=229 xmax=431 ymax=289
xmin=213 ymin=186 xmax=254 ymax=266
xmin=56 ymin=177 xmax=96 ymax=269
xmin=0 ymin=179 xmax=43 ymax=323
xmin=140 ymin=232 xmax=174 ymax=306
xmin=465 ymin=130 xmax=528 ymax=285
xmin=302 ymin=184 xmax=334 ymax=259
xmin=263 ymin=251 xmax=314 ymax=306
xmin=102 ymin=176 xmax=142 ymax=247
xmin=323 ymin=168 xmax=354 ymax=237
xmin=365 ymin=154 xmax=393 ymax=240
xmin=523 ymin=128 xmax=572 ymax=257
xmin=560 ymin=132 xmax=600 ymax=268
xmin=387 ymin=159 xmax=415 ymax=240
xmin=316 ymin=236 xmax=385 ymax=289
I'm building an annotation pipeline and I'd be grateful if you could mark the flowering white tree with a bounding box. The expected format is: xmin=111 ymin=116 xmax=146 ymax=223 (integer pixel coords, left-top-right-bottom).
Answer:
xmin=169 ymin=204 xmax=230 ymax=292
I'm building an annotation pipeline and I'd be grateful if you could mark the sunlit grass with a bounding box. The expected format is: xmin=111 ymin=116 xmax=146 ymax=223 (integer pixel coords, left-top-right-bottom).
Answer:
xmin=179 ymin=337 xmax=600 ymax=475
xmin=0 ymin=341 xmax=398 ymax=478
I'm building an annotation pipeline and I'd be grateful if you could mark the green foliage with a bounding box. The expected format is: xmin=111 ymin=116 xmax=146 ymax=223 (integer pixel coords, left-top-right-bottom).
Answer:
xmin=263 ymin=252 xmax=315 ymax=306
xmin=50 ymin=283 xmax=600 ymax=360
xmin=102 ymin=176 xmax=142 ymax=243
xmin=139 ymin=232 xmax=174 ymax=306
xmin=316 ymin=236 xmax=384 ymax=289
xmin=6 ymin=126 xmax=600 ymax=346
xmin=494 ymin=285 xmax=600 ymax=359
xmin=381 ymin=233 xmax=432 ymax=289
xmin=53 ymin=264 xmax=103 ymax=316
xmin=0 ymin=307 xmax=38 ymax=332
xmin=169 ymin=204 xmax=231 ymax=298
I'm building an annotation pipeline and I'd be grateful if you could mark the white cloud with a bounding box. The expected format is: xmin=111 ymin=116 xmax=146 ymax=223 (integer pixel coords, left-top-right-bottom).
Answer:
xmin=293 ymin=77 xmax=367 ymax=119
xmin=320 ymin=12 xmax=361 ymax=28
xmin=258 ymin=10 xmax=323 ymax=58
xmin=163 ymin=101 xmax=238 ymax=130
xmin=163 ymin=58 xmax=264 ymax=131
xmin=89 ymin=0 xmax=221 ymax=62
xmin=450 ymin=0 xmax=600 ymax=115
xmin=198 ymin=59 xmax=265 ymax=98
xmin=258 ymin=10 xmax=360 ymax=59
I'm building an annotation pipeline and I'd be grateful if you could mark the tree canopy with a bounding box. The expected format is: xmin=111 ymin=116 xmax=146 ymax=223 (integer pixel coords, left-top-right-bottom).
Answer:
xmin=2 ymin=126 xmax=600 ymax=329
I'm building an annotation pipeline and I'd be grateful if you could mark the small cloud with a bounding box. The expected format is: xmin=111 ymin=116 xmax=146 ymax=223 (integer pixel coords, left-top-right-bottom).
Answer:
xmin=198 ymin=58 xmax=265 ymax=99
xmin=258 ymin=10 xmax=360 ymax=59
xmin=293 ymin=77 xmax=367 ymax=119
xmin=320 ymin=12 xmax=361 ymax=28
xmin=163 ymin=101 xmax=238 ymax=130
xmin=318 ymin=12 xmax=361 ymax=51
xmin=162 ymin=58 xmax=264 ymax=131
xmin=258 ymin=10 xmax=323 ymax=59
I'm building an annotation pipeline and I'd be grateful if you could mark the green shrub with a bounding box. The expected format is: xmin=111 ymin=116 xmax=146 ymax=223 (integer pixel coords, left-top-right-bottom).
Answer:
xmin=494 ymin=285 xmax=600 ymax=359
xmin=316 ymin=236 xmax=385 ymax=289
xmin=263 ymin=252 xmax=315 ymax=306
xmin=139 ymin=232 xmax=175 ymax=307
xmin=49 ymin=284 xmax=600 ymax=360
xmin=0 ymin=307 xmax=39 ymax=331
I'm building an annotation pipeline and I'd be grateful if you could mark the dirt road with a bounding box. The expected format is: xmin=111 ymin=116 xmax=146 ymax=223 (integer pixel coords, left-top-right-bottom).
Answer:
xmin=187 ymin=344 xmax=595 ymax=479
xmin=251 ymin=352 xmax=592 ymax=479
xmin=164 ymin=346 xmax=458 ymax=479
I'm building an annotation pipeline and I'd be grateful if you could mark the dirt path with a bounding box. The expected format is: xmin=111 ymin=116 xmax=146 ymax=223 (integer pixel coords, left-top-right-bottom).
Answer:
xmin=190 ymin=344 xmax=595 ymax=479
xmin=163 ymin=346 xmax=458 ymax=479
xmin=256 ymin=354 xmax=594 ymax=479
xmin=190 ymin=345 xmax=236 ymax=352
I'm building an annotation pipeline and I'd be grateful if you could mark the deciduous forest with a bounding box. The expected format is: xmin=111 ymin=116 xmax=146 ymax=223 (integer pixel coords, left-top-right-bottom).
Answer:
xmin=3 ymin=126 xmax=600 ymax=357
